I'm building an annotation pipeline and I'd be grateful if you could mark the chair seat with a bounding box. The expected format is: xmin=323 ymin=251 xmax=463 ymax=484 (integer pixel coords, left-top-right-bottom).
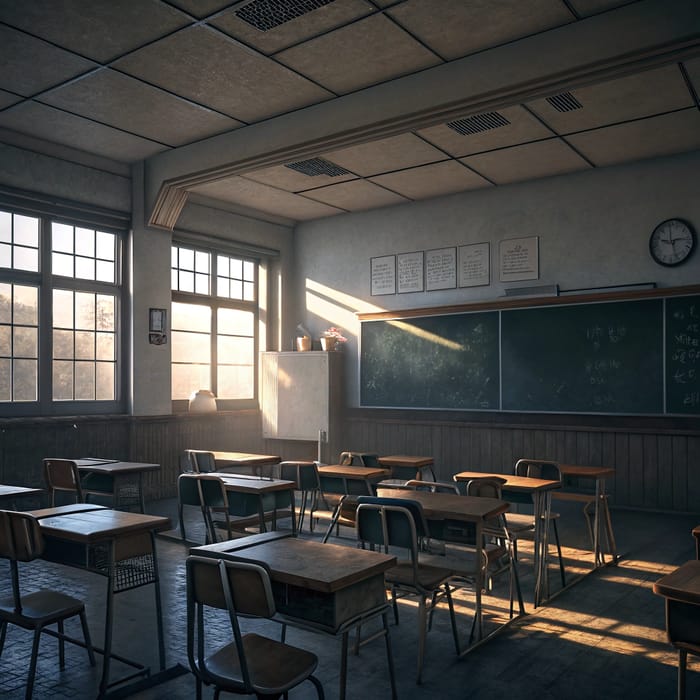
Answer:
xmin=387 ymin=561 xmax=453 ymax=590
xmin=204 ymin=633 xmax=318 ymax=695
xmin=0 ymin=590 xmax=85 ymax=628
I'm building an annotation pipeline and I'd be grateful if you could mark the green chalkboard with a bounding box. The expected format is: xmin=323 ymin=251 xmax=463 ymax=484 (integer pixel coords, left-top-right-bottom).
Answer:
xmin=501 ymin=299 xmax=663 ymax=413
xmin=666 ymin=296 xmax=700 ymax=414
xmin=361 ymin=312 xmax=499 ymax=409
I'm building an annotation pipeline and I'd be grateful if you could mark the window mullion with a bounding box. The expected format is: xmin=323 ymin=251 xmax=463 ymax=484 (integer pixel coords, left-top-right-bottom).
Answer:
xmin=38 ymin=215 xmax=53 ymax=413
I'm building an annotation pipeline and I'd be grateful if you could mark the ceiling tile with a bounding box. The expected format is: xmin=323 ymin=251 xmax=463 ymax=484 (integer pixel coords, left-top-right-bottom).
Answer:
xmin=243 ymin=162 xmax=357 ymax=192
xmin=370 ymin=160 xmax=491 ymax=200
xmin=0 ymin=89 xmax=22 ymax=110
xmin=417 ymin=105 xmax=554 ymax=157
xmin=526 ymin=64 xmax=694 ymax=134
xmin=387 ymin=0 xmax=573 ymax=60
xmin=461 ymin=138 xmax=590 ymax=184
xmin=211 ymin=0 xmax=374 ymax=54
xmin=0 ymin=102 xmax=167 ymax=162
xmin=322 ymin=133 xmax=446 ymax=176
xmin=567 ymin=0 xmax=638 ymax=18
xmin=189 ymin=176 xmax=345 ymax=221
xmin=0 ymin=26 xmax=96 ymax=97
xmin=114 ymin=26 xmax=332 ymax=123
xmin=0 ymin=0 xmax=190 ymax=63
xmin=39 ymin=69 xmax=240 ymax=147
xmin=566 ymin=109 xmax=700 ymax=167
xmin=167 ymin=0 xmax=232 ymax=18
xmin=276 ymin=13 xmax=441 ymax=94
xmin=683 ymin=56 xmax=700 ymax=98
xmin=303 ymin=179 xmax=408 ymax=210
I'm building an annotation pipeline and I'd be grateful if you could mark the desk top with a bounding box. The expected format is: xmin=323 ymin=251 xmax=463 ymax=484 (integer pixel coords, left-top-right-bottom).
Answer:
xmin=34 ymin=507 xmax=170 ymax=543
xmin=318 ymin=465 xmax=390 ymax=479
xmin=75 ymin=459 xmax=160 ymax=474
xmin=212 ymin=451 xmax=281 ymax=466
xmin=191 ymin=534 xmax=395 ymax=593
xmin=653 ymin=560 xmax=700 ymax=604
xmin=558 ymin=464 xmax=615 ymax=478
xmin=379 ymin=455 xmax=433 ymax=467
xmin=375 ymin=487 xmax=508 ymax=522
xmin=212 ymin=474 xmax=296 ymax=494
xmin=453 ymin=470 xmax=561 ymax=493
xmin=0 ymin=484 xmax=43 ymax=499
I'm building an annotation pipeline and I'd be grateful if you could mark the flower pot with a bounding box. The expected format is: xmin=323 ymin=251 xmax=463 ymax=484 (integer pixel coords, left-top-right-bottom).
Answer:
xmin=320 ymin=336 xmax=337 ymax=351
xmin=296 ymin=336 xmax=312 ymax=352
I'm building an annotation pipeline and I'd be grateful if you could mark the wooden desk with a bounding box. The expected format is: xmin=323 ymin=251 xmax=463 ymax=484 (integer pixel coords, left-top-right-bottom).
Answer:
xmin=653 ymin=560 xmax=700 ymax=700
xmin=454 ymin=470 xmax=561 ymax=607
xmin=191 ymin=533 xmax=397 ymax=700
xmin=317 ymin=464 xmax=390 ymax=496
xmin=30 ymin=506 xmax=171 ymax=698
xmin=379 ymin=455 xmax=436 ymax=481
xmin=0 ymin=484 xmax=43 ymax=508
xmin=213 ymin=473 xmax=297 ymax=534
xmin=76 ymin=459 xmax=160 ymax=512
xmin=211 ymin=451 xmax=281 ymax=477
xmin=376 ymin=486 xmax=510 ymax=642
xmin=557 ymin=464 xmax=617 ymax=567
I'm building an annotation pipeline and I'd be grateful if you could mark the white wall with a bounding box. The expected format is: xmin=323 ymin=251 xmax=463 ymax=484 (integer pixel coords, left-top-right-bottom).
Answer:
xmin=294 ymin=149 xmax=700 ymax=406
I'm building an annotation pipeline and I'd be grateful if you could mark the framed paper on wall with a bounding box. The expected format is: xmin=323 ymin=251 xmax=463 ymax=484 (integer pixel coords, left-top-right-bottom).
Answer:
xmin=397 ymin=251 xmax=424 ymax=293
xmin=499 ymin=236 xmax=539 ymax=282
xmin=370 ymin=254 xmax=396 ymax=295
xmin=425 ymin=247 xmax=457 ymax=291
xmin=458 ymin=242 xmax=490 ymax=287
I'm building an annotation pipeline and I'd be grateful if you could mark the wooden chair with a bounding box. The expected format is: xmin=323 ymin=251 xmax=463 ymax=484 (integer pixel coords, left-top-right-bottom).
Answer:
xmin=177 ymin=473 xmax=207 ymax=542
xmin=43 ymin=458 xmax=84 ymax=506
xmin=186 ymin=555 xmax=324 ymax=700
xmin=279 ymin=461 xmax=319 ymax=533
xmin=356 ymin=497 xmax=461 ymax=684
xmin=0 ymin=510 xmax=96 ymax=699
xmin=405 ymin=479 xmax=460 ymax=494
xmin=510 ymin=458 xmax=566 ymax=588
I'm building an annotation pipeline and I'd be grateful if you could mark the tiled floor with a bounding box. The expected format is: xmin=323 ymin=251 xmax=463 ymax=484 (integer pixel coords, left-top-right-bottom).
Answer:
xmin=1 ymin=497 xmax=699 ymax=699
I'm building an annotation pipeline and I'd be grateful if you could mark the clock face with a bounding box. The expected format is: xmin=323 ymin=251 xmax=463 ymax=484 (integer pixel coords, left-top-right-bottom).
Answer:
xmin=649 ymin=219 xmax=695 ymax=267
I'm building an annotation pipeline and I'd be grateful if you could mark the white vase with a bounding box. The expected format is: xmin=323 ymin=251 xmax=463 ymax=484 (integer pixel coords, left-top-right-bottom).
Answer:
xmin=188 ymin=389 xmax=217 ymax=412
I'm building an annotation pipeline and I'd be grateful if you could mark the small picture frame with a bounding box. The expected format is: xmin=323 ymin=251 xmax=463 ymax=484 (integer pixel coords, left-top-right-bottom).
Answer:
xmin=371 ymin=255 xmax=396 ymax=296
xmin=149 ymin=308 xmax=167 ymax=345
xmin=458 ymin=242 xmax=490 ymax=288
xmin=499 ymin=236 xmax=539 ymax=282
xmin=397 ymin=251 xmax=424 ymax=294
xmin=425 ymin=247 xmax=457 ymax=291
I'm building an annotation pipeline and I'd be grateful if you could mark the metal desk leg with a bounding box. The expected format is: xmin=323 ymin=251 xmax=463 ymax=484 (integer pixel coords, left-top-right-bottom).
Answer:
xmin=533 ymin=491 xmax=551 ymax=608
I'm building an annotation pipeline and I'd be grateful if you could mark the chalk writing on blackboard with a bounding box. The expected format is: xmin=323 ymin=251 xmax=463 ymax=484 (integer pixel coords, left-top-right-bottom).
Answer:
xmin=666 ymin=296 xmax=700 ymax=413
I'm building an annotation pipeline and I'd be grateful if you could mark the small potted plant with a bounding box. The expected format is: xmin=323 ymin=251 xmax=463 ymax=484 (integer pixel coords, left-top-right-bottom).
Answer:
xmin=320 ymin=327 xmax=347 ymax=351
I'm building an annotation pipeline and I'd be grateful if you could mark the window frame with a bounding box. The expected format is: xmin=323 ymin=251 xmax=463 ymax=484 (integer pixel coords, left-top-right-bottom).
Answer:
xmin=171 ymin=240 xmax=260 ymax=412
xmin=0 ymin=195 xmax=128 ymax=417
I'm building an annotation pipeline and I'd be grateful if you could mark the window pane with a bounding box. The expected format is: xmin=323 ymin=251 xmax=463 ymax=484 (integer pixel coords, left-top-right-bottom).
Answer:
xmin=53 ymin=329 xmax=74 ymax=359
xmin=230 ymin=280 xmax=242 ymax=299
xmin=243 ymin=281 xmax=255 ymax=301
xmin=53 ymin=252 xmax=74 ymax=277
xmin=53 ymin=289 xmax=74 ymax=328
xmin=218 ymin=365 xmax=254 ymax=399
xmin=14 ymin=359 xmax=37 ymax=401
xmin=0 ymin=212 xmax=10 ymax=242
xmin=230 ymin=258 xmax=242 ymax=279
xmin=0 ymin=243 xmax=10 ymax=268
xmin=96 ymin=231 xmax=115 ymax=260
xmin=180 ymin=247 xmax=194 ymax=270
xmin=217 ymin=277 xmax=229 ymax=297
xmin=172 ymin=330 xmax=210 ymax=363
xmin=75 ymin=227 xmax=95 ymax=256
xmin=218 ymin=335 xmax=254 ymax=363
xmin=76 ymin=256 xmax=95 ymax=280
xmin=52 ymin=222 xmax=74 ymax=253
xmin=179 ymin=270 xmax=194 ymax=293
xmin=195 ymin=273 xmax=209 ymax=295
xmin=53 ymin=361 xmax=73 ymax=400
xmin=243 ymin=260 xmax=255 ymax=281
xmin=75 ymin=331 xmax=95 ymax=360
xmin=96 ymin=295 xmax=115 ymax=331
xmin=75 ymin=362 xmax=95 ymax=400
xmin=14 ymin=286 xmax=38 ymax=325
xmin=13 ymin=327 xmax=37 ymax=358
xmin=15 ymin=215 xmax=39 ymax=247
xmin=96 ymin=362 xmax=115 ymax=400
xmin=96 ymin=260 xmax=114 ymax=282
xmin=15 ymin=246 xmax=39 ymax=272
xmin=96 ymin=332 xmax=114 ymax=360
xmin=0 ymin=326 xmax=10 ymax=355
xmin=75 ymin=292 xmax=95 ymax=329
xmin=0 ymin=283 xmax=9 ymax=323
xmin=195 ymin=250 xmax=209 ymax=273
xmin=172 ymin=302 xmax=211 ymax=333
xmin=172 ymin=363 xmax=210 ymax=400
xmin=217 ymin=255 xmax=229 ymax=277
xmin=0 ymin=358 xmax=10 ymax=400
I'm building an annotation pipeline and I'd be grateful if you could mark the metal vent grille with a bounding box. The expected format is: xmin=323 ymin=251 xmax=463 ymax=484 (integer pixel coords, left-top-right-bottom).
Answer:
xmin=546 ymin=92 xmax=583 ymax=112
xmin=446 ymin=112 xmax=510 ymax=136
xmin=285 ymin=157 xmax=350 ymax=177
xmin=235 ymin=0 xmax=337 ymax=32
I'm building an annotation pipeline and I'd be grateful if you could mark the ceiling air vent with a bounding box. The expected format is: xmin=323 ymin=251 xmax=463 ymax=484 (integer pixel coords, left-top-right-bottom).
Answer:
xmin=546 ymin=92 xmax=583 ymax=112
xmin=284 ymin=157 xmax=350 ymax=177
xmin=235 ymin=0 xmax=337 ymax=32
xmin=446 ymin=111 xmax=510 ymax=136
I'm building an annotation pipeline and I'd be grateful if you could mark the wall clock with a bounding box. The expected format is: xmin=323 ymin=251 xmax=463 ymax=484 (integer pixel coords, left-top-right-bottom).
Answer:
xmin=649 ymin=218 xmax=695 ymax=267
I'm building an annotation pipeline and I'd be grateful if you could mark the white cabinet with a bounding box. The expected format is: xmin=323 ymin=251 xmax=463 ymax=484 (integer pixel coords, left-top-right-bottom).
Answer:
xmin=261 ymin=351 xmax=342 ymax=441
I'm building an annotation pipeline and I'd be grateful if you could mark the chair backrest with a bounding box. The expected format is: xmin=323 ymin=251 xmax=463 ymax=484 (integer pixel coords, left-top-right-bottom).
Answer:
xmin=178 ymin=473 xmax=203 ymax=506
xmin=405 ymin=479 xmax=460 ymax=495
xmin=43 ymin=458 xmax=83 ymax=500
xmin=339 ymin=451 xmax=380 ymax=467
xmin=280 ymin=461 xmax=320 ymax=490
xmin=197 ymin=475 xmax=228 ymax=508
xmin=514 ymin=459 xmax=561 ymax=482
xmin=187 ymin=450 xmax=217 ymax=473
xmin=463 ymin=477 xmax=505 ymax=499
xmin=356 ymin=502 xmax=421 ymax=570
xmin=0 ymin=509 xmax=44 ymax=562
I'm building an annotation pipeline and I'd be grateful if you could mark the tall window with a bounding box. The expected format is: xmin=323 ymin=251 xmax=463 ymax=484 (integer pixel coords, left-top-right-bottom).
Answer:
xmin=0 ymin=205 xmax=124 ymax=415
xmin=171 ymin=243 xmax=257 ymax=406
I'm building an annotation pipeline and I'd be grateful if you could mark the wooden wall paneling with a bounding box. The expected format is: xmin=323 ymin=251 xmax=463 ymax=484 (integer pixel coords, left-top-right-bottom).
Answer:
xmin=642 ymin=433 xmax=659 ymax=509
xmin=657 ymin=434 xmax=674 ymax=510
xmin=628 ymin=434 xmax=645 ymax=507
xmin=671 ymin=435 xmax=688 ymax=512
xmin=601 ymin=431 xmax=617 ymax=500
xmin=614 ymin=433 xmax=630 ymax=507
xmin=686 ymin=436 xmax=700 ymax=510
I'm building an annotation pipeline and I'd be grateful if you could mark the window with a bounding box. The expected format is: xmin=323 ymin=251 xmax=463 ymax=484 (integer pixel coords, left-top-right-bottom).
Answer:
xmin=0 ymin=204 xmax=124 ymax=415
xmin=171 ymin=243 xmax=257 ymax=406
